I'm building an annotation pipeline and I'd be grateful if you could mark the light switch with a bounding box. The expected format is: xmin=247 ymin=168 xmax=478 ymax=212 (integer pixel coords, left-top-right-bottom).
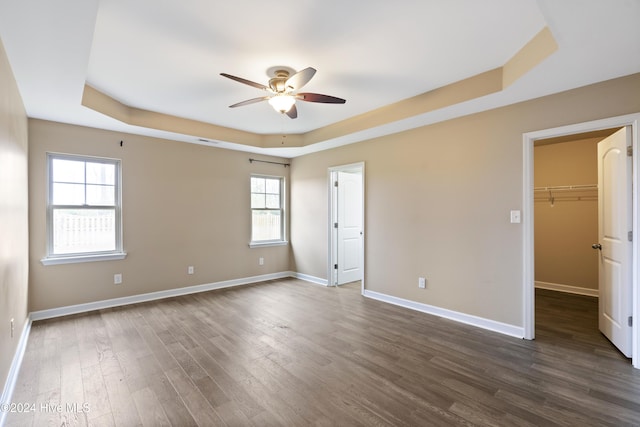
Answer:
xmin=510 ymin=210 xmax=521 ymax=224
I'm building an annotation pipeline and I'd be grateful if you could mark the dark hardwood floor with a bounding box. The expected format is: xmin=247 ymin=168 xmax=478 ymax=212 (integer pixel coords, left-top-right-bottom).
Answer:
xmin=5 ymin=280 xmax=640 ymax=426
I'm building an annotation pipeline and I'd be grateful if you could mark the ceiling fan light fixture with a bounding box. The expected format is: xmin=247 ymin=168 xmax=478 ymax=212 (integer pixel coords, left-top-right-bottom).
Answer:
xmin=268 ymin=94 xmax=296 ymax=113
xmin=221 ymin=67 xmax=345 ymax=119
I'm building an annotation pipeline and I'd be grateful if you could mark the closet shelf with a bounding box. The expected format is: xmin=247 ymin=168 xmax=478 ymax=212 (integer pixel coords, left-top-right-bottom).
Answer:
xmin=534 ymin=184 xmax=597 ymax=192
xmin=534 ymin=184 xmax=597 ymax=205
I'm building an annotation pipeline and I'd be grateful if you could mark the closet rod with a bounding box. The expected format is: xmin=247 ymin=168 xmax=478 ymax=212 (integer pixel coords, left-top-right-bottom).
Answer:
xmin=534 ymin=184 xmax=597 ymax=192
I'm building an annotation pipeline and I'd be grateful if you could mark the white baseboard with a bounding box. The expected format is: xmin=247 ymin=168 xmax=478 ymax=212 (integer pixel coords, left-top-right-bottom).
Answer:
xmin=4 ymin=271 xmax=321 ymax=426
xmin=535 ymin=281 xmax=599 ymax=297
xmin=11 ymin=272 xmax=527 ymax=427
xmin=363 ymin=289 xmax=524 ymax=339
xmin=293 ymin=272 xmax=329 ymax=286
xmin=30 ymin=271 xmax=297 ymax=321
xmin=1 ymin=318 xmax=32 ymax=427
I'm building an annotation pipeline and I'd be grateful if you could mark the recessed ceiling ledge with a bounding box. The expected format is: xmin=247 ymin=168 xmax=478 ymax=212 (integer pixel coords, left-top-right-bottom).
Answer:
xmin=302 ymin=67 xmax=505 ymax=147
xmin=302 ymin=26 xmax=557 ymax=147
xmin=80 ymin=26 xmax=557 ymax=151
xmin=81 ymin=84 xmax=264 ymax=147
xmin=503 ymin=26 xmax=558 ymax=88
xmin=261 ymin=133 xmax=304 ymax=148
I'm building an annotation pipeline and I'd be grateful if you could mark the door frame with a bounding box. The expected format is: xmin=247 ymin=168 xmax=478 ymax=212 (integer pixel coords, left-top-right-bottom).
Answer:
xmin=522 ymin=112 xmax=640 ymax=368
xmin=328 ymin=162 xmax=365 ymax=293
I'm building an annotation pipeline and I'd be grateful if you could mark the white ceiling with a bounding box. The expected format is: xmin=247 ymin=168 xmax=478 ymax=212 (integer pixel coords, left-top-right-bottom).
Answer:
xmin=0 ymin=0 xmax=639 ymax=157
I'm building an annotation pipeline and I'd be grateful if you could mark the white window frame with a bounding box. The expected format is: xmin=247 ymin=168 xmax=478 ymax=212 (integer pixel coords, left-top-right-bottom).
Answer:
xmin=41 ymin=153 xmax=126 ymax=265
xmin=249 ymin=174 xmax=287 ymax=248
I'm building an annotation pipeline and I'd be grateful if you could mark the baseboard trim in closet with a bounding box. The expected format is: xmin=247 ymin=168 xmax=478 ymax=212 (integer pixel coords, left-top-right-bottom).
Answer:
xmin=535 ymin=281 xmax=598 ymax=297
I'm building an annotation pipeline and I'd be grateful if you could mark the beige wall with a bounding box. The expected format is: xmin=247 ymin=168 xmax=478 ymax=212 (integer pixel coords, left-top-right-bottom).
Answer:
xmin=290 ymin=73 xmax=640 ymax=327
xmin=534 ymin=137 xmax=600 ymax=290
xmin=29 ymin=120 xmax=291 ymax=311
xmin=11 ymin=57 xmax=640 ymax=345
xmin=0 ymin=39 xmax=29 ymax=397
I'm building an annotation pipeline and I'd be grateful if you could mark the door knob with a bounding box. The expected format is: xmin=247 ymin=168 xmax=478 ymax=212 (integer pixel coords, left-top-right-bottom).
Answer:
xmin=592 ymin=243 xmax=602 ymax=250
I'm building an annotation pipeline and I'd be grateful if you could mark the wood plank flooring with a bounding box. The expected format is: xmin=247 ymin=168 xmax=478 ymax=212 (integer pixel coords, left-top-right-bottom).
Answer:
xmin=5 ymin=280 xmax=640 ymax=426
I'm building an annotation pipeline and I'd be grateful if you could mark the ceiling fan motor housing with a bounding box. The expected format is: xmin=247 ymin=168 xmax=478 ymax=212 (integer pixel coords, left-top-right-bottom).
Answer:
xmin=269 ymin=70 xmax=291 ymax=93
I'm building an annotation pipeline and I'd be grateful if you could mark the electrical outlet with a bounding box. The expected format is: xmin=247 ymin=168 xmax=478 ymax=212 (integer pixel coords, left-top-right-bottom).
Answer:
xmin=10 ymin=318 xmax=14 ymax=338
xmin=418 ymin=277 xmax=426 ymax=289
xmin=114 ymin=273 xmax=122 ymax=285
xmin=188 ymin=266 xmax=194 ymax=275
xmin=259 ymin=257 xmax=264 ymax=266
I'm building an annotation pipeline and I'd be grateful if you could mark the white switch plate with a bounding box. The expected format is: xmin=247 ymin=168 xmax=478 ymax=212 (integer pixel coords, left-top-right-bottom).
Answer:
xmin=510 ymin=210 xmax=521 ymax=224
xmin=188 ymin=266 xmax=194 ymax=275
xmin=259 ymin=257 xmax=264 ymax=266
xmin=114 ymin=273 xmax=122 ymax=284
xmin=418 ymin=277 xmax=426 ymax=289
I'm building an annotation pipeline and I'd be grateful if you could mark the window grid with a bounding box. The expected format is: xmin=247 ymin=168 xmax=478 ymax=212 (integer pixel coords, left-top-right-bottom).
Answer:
xmin=250 ymin=175 xmax=285 ymax=244
xmin=46 ymin=153 xmax=123 ymax=258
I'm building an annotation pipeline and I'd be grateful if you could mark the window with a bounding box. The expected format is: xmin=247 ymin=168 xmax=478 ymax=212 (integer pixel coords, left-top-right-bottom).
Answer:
xmin=250 ymin=175 xmax=286 ymax=246
xmin=43 ymin=153 xmax=125 ymax=264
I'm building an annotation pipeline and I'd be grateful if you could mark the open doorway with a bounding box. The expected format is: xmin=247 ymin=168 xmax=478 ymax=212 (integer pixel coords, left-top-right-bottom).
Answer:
xmin=328 ymin=163 xmax=364 ymax=291
xmin=533 ymin=129 xmax=625 ymax=355
xmin=533 ymin=131 xmax=613 ymax=298
xmin=523 ymin=113 xmax=640 ymax=368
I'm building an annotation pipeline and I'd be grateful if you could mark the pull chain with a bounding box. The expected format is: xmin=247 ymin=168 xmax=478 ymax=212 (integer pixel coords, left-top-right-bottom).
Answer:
xmin=280 ymin=112 xmax=287 ymax=145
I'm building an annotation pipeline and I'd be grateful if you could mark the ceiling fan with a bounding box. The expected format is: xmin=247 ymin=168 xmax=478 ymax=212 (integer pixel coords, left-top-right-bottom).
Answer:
xmin=220 ymin=67 xmax=346 ymax=119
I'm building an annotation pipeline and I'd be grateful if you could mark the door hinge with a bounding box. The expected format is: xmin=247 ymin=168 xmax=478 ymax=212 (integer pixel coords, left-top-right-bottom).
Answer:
xmin=628 ymin=316 xmax=633 ymax=327
xmin=334 ymin=222 xmax=338 ymax=228
xmin=627 ymin=146 xmax=633 ymax=157
xmin=334 ymin=264 xmax=338 ymax=270
xmin=334 ymin=181 xmax=339 ymax=187
xmin=629 ymin=230 xmax=633 ymax=242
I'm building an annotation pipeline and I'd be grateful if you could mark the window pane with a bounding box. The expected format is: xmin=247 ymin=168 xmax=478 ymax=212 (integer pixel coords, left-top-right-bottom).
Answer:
xmin=251 ymin=210 xmax=281 ymax=241
xmin=86 ymin=184 xmax=115 ymax=206
xmin=86 ymin=162 xmax=115 ymax=185
xmin=251 ymin=177 xmax=265 ymax=193
xmin=52 ymin=183 xmax=85 ymax=205
xmin=251 ymin=194 xmax=265 ymax=209
xmin=47 ymin=154 xmax=122 ymax=258
xmin=250 ymin=175 xmax=284 ymax=243
xmin=265 ymin=194 xmax=280 ymax=209
xmin=52 ymin=159 xmax=85 ymax=183
xmin=52 ymin=209 xmax=116 ymax=254
xmin=265 ymin=178 xmax=280 ymax=194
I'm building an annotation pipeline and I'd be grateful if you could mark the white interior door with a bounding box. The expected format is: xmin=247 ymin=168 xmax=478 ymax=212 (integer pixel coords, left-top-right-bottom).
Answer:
xmin=336 ymin=170 xmax=362 ymax=285
xmin=597 ymin=127 xmax=632 ymax=357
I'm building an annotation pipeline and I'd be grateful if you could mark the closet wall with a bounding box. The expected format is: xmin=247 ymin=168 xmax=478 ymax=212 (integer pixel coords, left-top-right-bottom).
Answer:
xmin=534 ymin=136 xmax=601 ymax=294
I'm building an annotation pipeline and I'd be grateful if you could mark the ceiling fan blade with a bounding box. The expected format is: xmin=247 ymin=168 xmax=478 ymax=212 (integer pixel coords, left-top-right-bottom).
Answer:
xmin=220 ymin=73 xmax=269 ymax=91
xmin=229 ymin=96 xmax=269 ymax=108
xmin=285 ymin=67 xmax=316 ymax=91
xmin=297 ymin=93 xmax=346 ymax=104
xmin=286 ymin=104 xmax=298 ymax=119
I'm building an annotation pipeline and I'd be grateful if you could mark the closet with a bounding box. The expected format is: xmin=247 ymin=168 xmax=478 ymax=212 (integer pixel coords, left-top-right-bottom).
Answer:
xmin=533 ymin=136 xmax=600 ymax=296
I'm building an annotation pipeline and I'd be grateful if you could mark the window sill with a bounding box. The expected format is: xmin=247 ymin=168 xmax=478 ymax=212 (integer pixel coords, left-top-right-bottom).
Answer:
xmin=249 ymin=241 xmax=289 ymax=249
xmin=41 ymin=252 xmax=127 ymax=266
